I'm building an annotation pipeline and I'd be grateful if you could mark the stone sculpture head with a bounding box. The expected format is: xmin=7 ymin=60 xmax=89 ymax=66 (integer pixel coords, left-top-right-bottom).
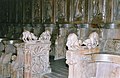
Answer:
xmin=66 ymin=33 xmax=81 ymax=50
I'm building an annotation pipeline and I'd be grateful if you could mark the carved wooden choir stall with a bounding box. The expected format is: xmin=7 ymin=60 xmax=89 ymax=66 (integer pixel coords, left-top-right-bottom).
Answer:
xmin=0 ymin=30 xmax=51 ymax=78
xmin=66 ymin=32 xmax=120 ymax=78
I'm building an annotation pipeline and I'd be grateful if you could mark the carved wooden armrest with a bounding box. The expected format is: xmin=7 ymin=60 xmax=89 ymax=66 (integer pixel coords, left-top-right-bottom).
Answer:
xmin=91 ymin=54 xmax=120 ymax=64
xmin=82 ymin=47 xmax=100 ymax=54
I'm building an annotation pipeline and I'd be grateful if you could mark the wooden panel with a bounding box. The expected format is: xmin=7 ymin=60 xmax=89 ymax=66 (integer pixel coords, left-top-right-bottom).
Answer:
xmin=16 ymin=0 xmax=23 ymax=23
xmin=32 ymin=0 xmax=42 ymax=23
xmin=0 ymin=0 xmax=2 ymax=23
xmin=0 ymin=0 xmax=9 ymax=23
xmin=23 ymin=0 xmax=32 ymax=23
xmin=8 ymin=0 xmax=16 ymax=23
xmin=55 ymin=0 xmax=67 ymax=23
xmin=42 ymin=0 xmax=55 ymax=23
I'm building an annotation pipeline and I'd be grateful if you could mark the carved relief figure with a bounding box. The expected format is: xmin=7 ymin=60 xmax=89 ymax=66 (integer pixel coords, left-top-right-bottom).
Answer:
xmin=91 ymin=0 xmax=104 ymax=24
xmin=24 ymin=33 xmax=51 ymax=78
xmin=74 ymin=0 xmax=82 ymax=18
xmin=24 ymin=1 xmax=32 ymax=23
xmin=56 ymin=0 xmax=65 ymax=20
xmin=92 ymin=0 xmax=100 ymax=16
xmin=33 ymin=0 xmax=42 ymax=22
xmin=43 ymin=0 xmax=52 ymax=22
xmin=66 ymin=33 xmax=98 ymax=78
xmin=74 ymin=0 xmax=83 ymax=20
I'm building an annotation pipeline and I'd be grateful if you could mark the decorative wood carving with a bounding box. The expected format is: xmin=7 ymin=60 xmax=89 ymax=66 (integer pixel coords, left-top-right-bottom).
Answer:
xmin=66 ymin=50 xmax=97 ymax=78
xmin=66 ymin=32 xmax=120 ymax=78
xmin=0 ymin=0 xmax=2 ymax=23
xmin=24 ymin=42 xmax=51 ymax=78
xmin=16 ymin=0 xmax=23 ymax=23
xmin=66 ymin=32 xmax=99 ymax=78
xmin=101 ymin=39 xmax=120 ymax=54
xmin=22 ymin=30 xmax=51 ymax=78
xmin=73 ymin=0 xmax=84 ymax=23
xmin=23 ymin=0 xmax=32 ymax=23
xmin=42 ymin=0 xmax=54 ymax=23
xmin=1 ymin=0 xmax=9 ymax=23
xmin=55 ymin=0 xmax=66 ymax=23
xmin=8 ymin=0 xmax=16 ymax=23
xmin=32 ymin=0 xmax=42 ymax=23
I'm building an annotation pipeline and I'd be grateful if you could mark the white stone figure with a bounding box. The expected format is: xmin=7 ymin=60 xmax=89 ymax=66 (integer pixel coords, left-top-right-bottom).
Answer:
xmin=22 ymin=30 xmax=38 ymax=43
xmin=89 ymin=32 xmax=99 ymax=48
xmin=66 ymin=33 xmax=82 ymax=50
xmin=38 ymin=30 xmax=51 ymax=43
xmin=83 ymin=32 xmax=99 ymax=49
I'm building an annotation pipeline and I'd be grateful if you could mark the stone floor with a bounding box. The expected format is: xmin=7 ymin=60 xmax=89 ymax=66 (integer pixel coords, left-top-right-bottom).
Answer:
xmin=43 ymin=56 xmax=68 ymax=78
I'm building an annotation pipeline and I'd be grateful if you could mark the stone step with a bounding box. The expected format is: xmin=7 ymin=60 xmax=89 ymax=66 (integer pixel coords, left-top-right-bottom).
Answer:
xmin=43 ymin=58 xmax=68 ymax=78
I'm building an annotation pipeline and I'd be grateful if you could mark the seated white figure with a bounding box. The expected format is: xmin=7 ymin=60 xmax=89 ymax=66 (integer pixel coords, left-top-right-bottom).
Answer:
xmin=89 ymin=32 xmax=99 ymax=48
xmin=66 ymin=33 xmax=82 ymax=50
xmin=22 ymin=30 xmax=38 ymax=42
xmin=83 ymin=32 xmax=99 ymax=49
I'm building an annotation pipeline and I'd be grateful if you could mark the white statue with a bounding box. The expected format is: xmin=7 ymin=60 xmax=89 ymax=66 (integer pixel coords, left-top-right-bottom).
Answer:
xmin=38 ymin=30 xmax=51 ymax=43
xmin=22 ymin=30 xmax=38 ymax=42
xmin=66 ymin=33 xmax=82 ymax=50
xmin=83 ymin=32 xmax=99 ymax=49
xmin=89 ymin=32 xmax=99 ymax=48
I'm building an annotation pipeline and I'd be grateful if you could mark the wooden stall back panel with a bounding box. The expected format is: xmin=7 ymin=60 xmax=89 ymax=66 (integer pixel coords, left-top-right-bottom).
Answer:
xmin=95 ymin=62 xmax=120 ymax=78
